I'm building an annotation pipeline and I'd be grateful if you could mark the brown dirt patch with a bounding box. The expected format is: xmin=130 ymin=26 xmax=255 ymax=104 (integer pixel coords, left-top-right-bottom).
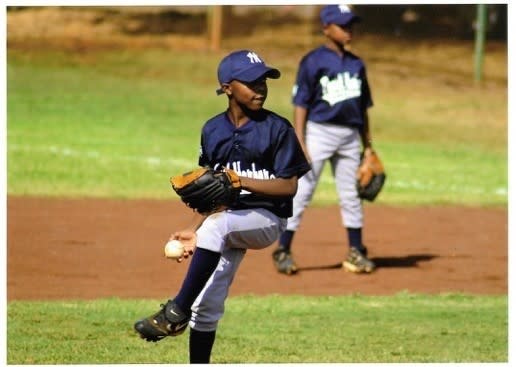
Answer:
xmin=7 ymin=196 xmax=507 ymax=301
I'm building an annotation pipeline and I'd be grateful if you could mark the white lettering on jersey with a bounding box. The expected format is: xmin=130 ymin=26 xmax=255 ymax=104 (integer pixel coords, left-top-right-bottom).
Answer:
xmin=213 ymin=161 xmax=275 ymax=195
xmin=246 ymin=52 xmax=262 ymax=64
xmin=320 ymin=71 xmax=361 ymax=106
xmin=228 ymin=161 xmax=275 ymax=180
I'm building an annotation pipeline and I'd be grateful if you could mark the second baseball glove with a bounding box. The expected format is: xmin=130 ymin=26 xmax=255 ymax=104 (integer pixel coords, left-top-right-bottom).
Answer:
xmin=170 ymin=167 xmax=241 ymax=215
xmin=356 ymin=148 xmax=386 ymax=202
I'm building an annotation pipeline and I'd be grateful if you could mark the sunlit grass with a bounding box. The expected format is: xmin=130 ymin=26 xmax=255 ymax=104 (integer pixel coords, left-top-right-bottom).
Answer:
xmin=6 ymin=294 xmax=508 ymax=363
xmin=7 ymin=29 xmax=507 ymax=206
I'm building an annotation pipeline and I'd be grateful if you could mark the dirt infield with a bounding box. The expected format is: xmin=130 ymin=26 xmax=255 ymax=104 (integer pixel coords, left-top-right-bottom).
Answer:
xmin=7 ymin=196 xmax=507 ymax=300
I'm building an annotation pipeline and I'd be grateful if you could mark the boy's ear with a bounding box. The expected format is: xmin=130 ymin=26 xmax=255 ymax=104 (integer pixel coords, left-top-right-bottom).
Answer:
xmin=221 ymin=83 xmax=232 ymax=96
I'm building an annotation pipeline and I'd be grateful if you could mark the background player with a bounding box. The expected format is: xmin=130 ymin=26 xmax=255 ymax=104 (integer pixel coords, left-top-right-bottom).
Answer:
xmin=134 ymin=50 xmax=310 ymax=364
xmin=272 ymin=4 xmax=377 ymax=275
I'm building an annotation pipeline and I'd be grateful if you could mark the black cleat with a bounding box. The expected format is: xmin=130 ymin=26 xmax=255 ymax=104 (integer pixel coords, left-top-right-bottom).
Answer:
xmin=343 ymin=247 xmax=376 ymax=274
xmin=272 ymin=248 xmax=298 ymax=275
xmin=134 ymin=300 xmax=189 ymax=342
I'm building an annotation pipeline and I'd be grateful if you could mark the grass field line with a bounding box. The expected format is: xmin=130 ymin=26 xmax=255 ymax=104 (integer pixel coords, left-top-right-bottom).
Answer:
xmin=386 ymin=179 xmax=507 ymax=196
xmin=8 ymin=143 xmax=507 ymax=197
xmin=8 ymin=143 xmax=192 ymax=170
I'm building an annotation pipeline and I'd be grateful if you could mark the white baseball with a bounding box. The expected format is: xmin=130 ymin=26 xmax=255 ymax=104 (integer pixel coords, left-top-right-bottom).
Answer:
xmin=164 ymin=239 xmax=185 ymax=259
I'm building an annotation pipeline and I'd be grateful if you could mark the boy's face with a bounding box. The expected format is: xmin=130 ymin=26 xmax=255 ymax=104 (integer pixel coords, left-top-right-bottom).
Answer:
xmin=224 ymin=77 xmax=268 ymax=111
xmin=323 ymin=23 xmax=354 ymax=46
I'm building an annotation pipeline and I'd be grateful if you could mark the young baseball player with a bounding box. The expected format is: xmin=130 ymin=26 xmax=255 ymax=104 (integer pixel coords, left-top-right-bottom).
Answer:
xmin=134 ymin=50 xmax=310 ymax=364
xmin=272 ymin=4 xmax=377 ymax=275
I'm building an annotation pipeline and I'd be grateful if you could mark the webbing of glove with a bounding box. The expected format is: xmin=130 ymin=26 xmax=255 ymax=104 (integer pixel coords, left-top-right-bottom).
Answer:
xmin=170 ymin=167 xmax=241 ymax=214
xmin=356 ymin=149 xmax=386 ymax=202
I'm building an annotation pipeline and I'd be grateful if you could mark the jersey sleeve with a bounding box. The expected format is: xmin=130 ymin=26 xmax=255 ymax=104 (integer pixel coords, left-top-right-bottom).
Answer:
xmin=198 ymin=131 xmax=209 ymax=167
xmin=272 ymin=124 xmax=311 ymax=179
xmin=292 ymin=55 xmax=316 ymax=109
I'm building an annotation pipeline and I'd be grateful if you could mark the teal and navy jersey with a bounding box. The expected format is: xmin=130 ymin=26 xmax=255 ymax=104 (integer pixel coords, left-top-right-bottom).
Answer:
xmin=198 ymin=109 xmax=311 ymax=218
xmin=292 ymin=46 xmax=373 ymax=127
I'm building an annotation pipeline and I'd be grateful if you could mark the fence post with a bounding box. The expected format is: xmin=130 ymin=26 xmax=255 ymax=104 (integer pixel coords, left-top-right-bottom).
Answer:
xmin=208 ymin=5 xmax=223 ymax=51
xmin=474 ymin=4 xmax=487 ymax=83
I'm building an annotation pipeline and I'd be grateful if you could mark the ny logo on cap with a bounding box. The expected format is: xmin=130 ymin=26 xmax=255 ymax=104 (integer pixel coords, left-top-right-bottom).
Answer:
xmin=339 ymin=5 xmax=351 ymax=13
xmin=246 ymin=52 xmax=262 ymax=64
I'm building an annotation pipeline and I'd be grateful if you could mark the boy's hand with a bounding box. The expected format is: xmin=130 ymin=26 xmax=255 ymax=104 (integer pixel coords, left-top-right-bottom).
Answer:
xmin=169 ymin=231 xmax=196 ymax=262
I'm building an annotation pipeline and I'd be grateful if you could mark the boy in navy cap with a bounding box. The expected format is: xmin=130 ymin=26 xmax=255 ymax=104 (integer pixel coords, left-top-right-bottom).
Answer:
xmin=134 ymin=50 xmax=310 ymax=364
xmin=272 ymin=5 xmax=378 ymax=275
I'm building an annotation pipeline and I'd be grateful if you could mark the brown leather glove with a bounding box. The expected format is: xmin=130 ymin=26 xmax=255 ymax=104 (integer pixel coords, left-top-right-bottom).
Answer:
xmin=171 ymin=167 xmax=241 ymax=214
xmin=356 ymin=148 xmax=386 ymax=201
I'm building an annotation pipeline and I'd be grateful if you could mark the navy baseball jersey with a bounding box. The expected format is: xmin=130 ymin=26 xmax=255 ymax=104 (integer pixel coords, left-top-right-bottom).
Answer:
xmin=293 ymin=46 xmax=373 ymax=127
xmin=198 ymin=109 xmax=310 ymax=218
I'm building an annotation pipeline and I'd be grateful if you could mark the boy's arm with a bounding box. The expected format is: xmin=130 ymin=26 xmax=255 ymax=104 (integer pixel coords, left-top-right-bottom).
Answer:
xmin=293 ymin=105 xmax=310 ymax=162
xmin=240 ymin=176 xmax=298 ymax=197
xmin=360 ymin=111 xmax=373 ymax=150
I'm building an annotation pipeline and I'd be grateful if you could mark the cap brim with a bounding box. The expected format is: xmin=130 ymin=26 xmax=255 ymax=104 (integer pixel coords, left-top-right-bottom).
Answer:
xmin=263 ymin=68 xmax=281 ymax=80
xmin=234 ymin=65 xmax=281 ymax=83
xmin=216 ymin=67 xmax=280 ymax=95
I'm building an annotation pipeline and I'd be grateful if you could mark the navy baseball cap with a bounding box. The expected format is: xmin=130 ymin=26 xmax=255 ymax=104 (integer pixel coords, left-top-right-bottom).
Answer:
xmin=216 ymin=50 xmax=281 ymax=95
xmin=320 ymin=4 xmax=361 ymax=26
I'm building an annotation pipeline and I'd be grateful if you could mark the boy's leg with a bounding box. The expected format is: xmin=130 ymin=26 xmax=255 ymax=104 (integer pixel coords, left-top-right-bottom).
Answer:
xmin=189 ymin=209 xmax=284 ymax=363
xmin=285 ymin=121 xmax=335 ymax=233
xmin=188 ymin=249 xmax=244 ymax=363
xmin=190 ymin=209 xmax=286 ymax=363
xmin=273 ymin=229 xmax=297 ymax=274
xmin=189 ymin=247 xmax=246 ymax=333
xmin=135 ymin=209 xmax=284 ymax=342
xmin=188 ymin=247 xmax=245 ymax=363
xmin=173 ymin=248 xmax=221 ymax=313
xmin=274 ymin=121 xmax=335 ymax=274
xmin=332 ymin=127 xmax=375 ymax=273
xmin=190 ymin=329 xmax=216 ymax=364
xmin=273 ymin=163 xmax=324 ymax=275
xmin=134 ymin=247 xmax=222 ymax=342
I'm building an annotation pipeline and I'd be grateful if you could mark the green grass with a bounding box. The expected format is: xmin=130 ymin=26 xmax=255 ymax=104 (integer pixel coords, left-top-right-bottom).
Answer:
xmin=7 ymin=51 xmax=213 ymax=198
xmin=7 ymin=46 xmax=507 ymax=205
xmin=6 ymin=294 xmax=507 ymax=363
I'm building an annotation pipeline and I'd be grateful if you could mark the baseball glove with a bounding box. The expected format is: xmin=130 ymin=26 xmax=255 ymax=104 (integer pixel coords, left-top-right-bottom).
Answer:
xmin=170 ymin=167 xmax=241 ymax=215
xmin=356 ymin=148 xmax=386 ymax=202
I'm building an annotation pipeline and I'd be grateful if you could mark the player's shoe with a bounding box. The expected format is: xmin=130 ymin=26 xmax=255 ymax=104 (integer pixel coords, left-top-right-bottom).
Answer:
xmin=272 ymin=248 xmax=298 ymax=275
xmin=134 ymin=300 xmax=189 ymax=342
xmin=343 ymin=247 xmax=376 ymax=273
